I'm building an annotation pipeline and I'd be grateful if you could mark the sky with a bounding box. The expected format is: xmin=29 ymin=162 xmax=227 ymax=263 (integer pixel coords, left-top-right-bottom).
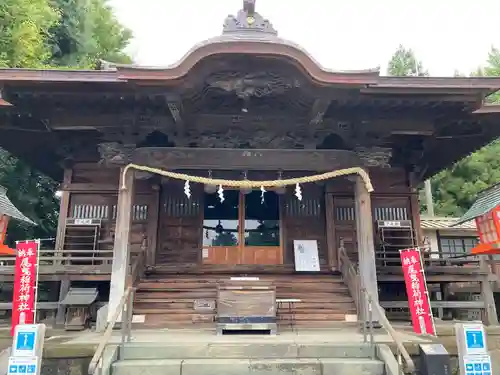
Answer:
xmin=108 ymin=0 xmax=500 ymax=77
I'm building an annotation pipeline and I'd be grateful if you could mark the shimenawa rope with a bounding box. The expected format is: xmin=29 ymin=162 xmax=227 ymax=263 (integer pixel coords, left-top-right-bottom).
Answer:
xmin=120 ymin=163 xmax=374 ymax=192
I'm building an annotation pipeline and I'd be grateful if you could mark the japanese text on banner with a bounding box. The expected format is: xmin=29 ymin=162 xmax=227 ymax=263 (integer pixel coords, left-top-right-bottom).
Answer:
xmin=400 ymin=248 xmax=435 ymax=336
xmin=11 ymin=241 xmax=38 ymax=336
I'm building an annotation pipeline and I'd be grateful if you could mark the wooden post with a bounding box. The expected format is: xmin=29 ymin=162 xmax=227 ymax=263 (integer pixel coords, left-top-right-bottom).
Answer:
xmin=325 ymin=192 xmax=337 ymax=271
xmin=480 ymin=256 xmax=498 ymax=325
xmin=146 ymin=184 xmax=160 ymax=266
xmin=54 ymin=169 xmax=73 ymax=261
xmin=55 ymin=279 xmax=70 ymax=328
xmin=354 ymin=175 xmax=381 ymax=322
xmin=107 ymin=168 xmax=135 ymax=324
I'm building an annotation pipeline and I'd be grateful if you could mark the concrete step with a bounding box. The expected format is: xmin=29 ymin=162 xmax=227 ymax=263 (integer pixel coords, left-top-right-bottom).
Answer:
xmin=118 ymin=342 xmax=377 ymax=360
xmin=112 ymin=358 xmax=384 ymax=375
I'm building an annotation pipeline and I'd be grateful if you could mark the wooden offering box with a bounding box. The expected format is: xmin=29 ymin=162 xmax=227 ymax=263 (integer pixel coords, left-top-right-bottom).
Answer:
xmin=216 ymin=279 xmax=276 ymax=335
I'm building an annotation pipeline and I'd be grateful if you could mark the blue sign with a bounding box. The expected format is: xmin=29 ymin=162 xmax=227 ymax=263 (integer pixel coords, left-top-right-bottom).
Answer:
xmin=18 ymin=365 xmax=27 ymax=374
xmin=8 ymin=365 xmax=18 ymax=374
xmin=465 ymin=330 xmax=485 ymax=350
xmin=26 ymin=365 xmax=36 ymax=374
xmin=15 ymin=332 xmax=35 ymax=352
xmin=483 ymin=363 xmax=491 ymax=371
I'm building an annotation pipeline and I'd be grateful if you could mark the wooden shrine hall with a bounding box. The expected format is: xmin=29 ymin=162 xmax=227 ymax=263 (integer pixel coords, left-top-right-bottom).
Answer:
xmin=1 ymin=0 xmax=500 ymax=329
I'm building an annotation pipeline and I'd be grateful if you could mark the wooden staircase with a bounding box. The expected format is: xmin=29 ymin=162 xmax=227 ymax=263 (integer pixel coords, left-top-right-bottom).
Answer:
xmin=133 ymin=267 xmax=356 ymax=328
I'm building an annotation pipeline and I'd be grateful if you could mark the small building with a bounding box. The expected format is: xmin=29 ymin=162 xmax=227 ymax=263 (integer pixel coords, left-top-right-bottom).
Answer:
xmin=0 ymin=1 xmax=500 ymax=328
xmin=421 ymin=216 xmax=479 ymax=258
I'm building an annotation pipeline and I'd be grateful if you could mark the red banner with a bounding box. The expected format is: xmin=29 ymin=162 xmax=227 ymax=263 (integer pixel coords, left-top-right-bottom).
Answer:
xmin=400 ymin=248 xmax=436 ymax=336
xmin=11 ymin=240 xmax=38 ymax=336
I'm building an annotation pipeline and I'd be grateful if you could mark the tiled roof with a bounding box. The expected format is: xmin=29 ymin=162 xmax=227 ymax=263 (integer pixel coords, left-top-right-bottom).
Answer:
xmin=420 ymin=216 xmax=476 ymax=231
xmin=0 ymin=185 xmax=36 ymax=225
xmin=454 ymin=182 xmax=500 ymax=225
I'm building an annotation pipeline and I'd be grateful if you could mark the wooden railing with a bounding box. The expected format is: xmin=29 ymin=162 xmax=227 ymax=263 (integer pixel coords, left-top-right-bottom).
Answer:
xmin=338 ymin=240 xmax=362 ymax=313
xmin=0 ymin=249 xmax=114 ymax=274
xmin=338 ymin=241 xmax=415 ymax=374
xmin=374 ymin=249 xmax=481 ymax=268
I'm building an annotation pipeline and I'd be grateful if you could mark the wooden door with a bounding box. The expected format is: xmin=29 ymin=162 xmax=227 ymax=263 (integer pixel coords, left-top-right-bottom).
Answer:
xmin=203 ymin=191 xmax=283 ymax=265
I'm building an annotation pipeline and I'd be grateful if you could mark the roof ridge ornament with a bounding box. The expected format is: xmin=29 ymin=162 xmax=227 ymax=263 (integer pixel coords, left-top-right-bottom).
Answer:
xmin=223 ymin=0 xmax=277 ymax=36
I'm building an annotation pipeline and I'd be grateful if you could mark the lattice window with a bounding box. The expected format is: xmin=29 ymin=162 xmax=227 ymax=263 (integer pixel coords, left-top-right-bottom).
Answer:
xmin=334 ymin=206 xmax=408 ymax=221
xmin=374 ymin=207 xmax=408 ymax=221
xmin=111 ymin=204 xmax=149 ymax=221
xmin=284 ymin=198 xmax=321 ymax=217
xmin=72 ymin=204 xmax=110 ymax=220
xmin=164 ymin=196 xmax=201 ymax=217
xmin=335 ymin=206 xmax=355 ymax=221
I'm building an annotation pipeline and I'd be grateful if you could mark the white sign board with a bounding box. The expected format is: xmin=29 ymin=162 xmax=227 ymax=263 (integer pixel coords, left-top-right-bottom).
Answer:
xmin=293 ymin=240 xmax=320 ymax=272
xmin=8 ymin=356 xmax=39 ymax=375
xmin=12 ymin=325 xmax=45 ymax=358
xmin=456 ymin=322 xmax=491 ymax=375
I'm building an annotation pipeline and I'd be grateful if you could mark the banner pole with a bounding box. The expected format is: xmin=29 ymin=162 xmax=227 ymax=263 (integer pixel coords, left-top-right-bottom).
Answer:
xmin=33 ymin=239 xmax=41 ymax=324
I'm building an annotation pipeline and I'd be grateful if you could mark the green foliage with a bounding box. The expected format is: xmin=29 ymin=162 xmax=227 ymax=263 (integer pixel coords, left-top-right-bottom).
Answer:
xmin=387 ymin=45 xmax=428 ymax=76
xmin=0 ymin=0 xmax=59 ymax=68
xmin=49 ymin=0 xmax=132 ymax=68
xmin=388 ymin=45 xmax=500 ymax=217
xmin=0 ymin=0 xmax=132 ymax=242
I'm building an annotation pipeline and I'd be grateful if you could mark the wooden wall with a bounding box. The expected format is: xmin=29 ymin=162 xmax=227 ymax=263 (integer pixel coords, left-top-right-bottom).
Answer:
xmin=63 ymin=164 xmax=158 ymax=261
xmin=60 ymin=164 xmax=419 ymax=269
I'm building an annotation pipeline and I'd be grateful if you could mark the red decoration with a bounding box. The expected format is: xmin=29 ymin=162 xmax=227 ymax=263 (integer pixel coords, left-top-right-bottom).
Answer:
xmin=11 ymin=240 xmax=38 ymax=336
xmin=473 ymin=207 xmax=500 ymax=254
xmin=0 ymin=215 xmax=15 ymax=255
xmin=400 ymin=248 xmax=436 ymax=336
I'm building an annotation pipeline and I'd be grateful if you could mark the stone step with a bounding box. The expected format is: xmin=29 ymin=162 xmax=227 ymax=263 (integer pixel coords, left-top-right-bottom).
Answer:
xmin=119 ymin=342 xmax=376 ymax=360
xmin=112 ymin=358 xmax=384 ymax=375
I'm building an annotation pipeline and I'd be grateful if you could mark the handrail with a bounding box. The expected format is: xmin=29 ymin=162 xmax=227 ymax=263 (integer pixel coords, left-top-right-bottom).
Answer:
xmin=361 ymin=288 xmax=416 ymax=374
xmin=338 ymin=241 xmax=415 ymax=374
xmin=88 ymin=286 xmax=135 ymax=375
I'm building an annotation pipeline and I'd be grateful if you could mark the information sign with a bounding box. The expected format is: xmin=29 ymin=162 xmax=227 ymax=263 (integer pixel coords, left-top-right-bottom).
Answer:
xmin=7 ymin=357 xmax=38 ymax=375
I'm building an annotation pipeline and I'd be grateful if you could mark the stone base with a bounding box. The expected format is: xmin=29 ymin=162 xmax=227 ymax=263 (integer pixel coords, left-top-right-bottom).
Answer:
xmin=216 ymin=323 xmax=277 ymax=336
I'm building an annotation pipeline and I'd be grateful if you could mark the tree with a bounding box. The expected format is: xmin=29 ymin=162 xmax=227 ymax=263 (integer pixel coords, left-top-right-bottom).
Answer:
xmin=49 ymin=0 xmax=132 ymax=68
xmin=424 ymin=47 xmax=500 ymax=216
xmin=0 ymin=0 xmax=132 ymax=243
xmin=387 ymin=45 xmax=428 ymax=76
xmin=0 ymin=0 xmax=58 ymax=68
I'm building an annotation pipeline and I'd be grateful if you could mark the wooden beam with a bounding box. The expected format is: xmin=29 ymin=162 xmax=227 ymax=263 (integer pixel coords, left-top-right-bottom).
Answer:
xmin=49 ymin=114 xmax=174 ymax=130
xmin=130 ymin=147 xmax=364 ymax=171
xmin=107 ymin=168 xmax=135 ymax=324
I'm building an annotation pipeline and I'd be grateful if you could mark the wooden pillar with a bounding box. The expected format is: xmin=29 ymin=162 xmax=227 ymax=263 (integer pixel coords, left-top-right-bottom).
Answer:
xmin=354 ymin=175 xmax=381 ymax=322
xmin=54 ymin=169 xmax=73 ymax=254
xmin=146 ymin=184 xmax=160 ymax=266
xmin=107 ymin=168 xmax=135 ymax=323
xmin=55 ymin=279 xmax=70 ymax=328
xmin=325 ymin=192 xmax=337 ymax=271
xmin=480 ymin=256 xmax=498 ymax=325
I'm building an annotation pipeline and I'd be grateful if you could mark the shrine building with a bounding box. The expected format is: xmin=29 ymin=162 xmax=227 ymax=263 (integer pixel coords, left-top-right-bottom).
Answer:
xmin=1 ymin=0 xmax=500 ymax=329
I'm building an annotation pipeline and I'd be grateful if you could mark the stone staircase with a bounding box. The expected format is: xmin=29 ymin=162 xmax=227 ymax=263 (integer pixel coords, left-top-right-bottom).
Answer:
xmin=133 ymin=269 xmax=357 ymax=328
xmin=110 ymin=341 xmax=385 ymax=375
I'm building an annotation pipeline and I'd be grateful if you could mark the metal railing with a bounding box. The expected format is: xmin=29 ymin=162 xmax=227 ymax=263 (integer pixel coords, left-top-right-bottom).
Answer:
xmin=88 ymin=286 xmax=135 ymax=375
xmin=338 ymin=242 xmax=415 ymax=374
